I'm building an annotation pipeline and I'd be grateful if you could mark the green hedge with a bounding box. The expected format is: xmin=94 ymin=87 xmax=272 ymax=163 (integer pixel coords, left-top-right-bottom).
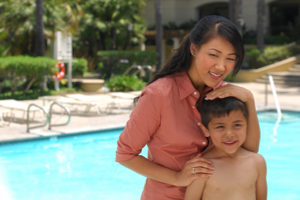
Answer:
xmin=243 ymin=44 xmax=300 ymax=69
xmin=97 ymin=50 xmax=157 ymax=79
xmin=63 ymin=58 xmax=88 ymax=77
xmin=0 ymin=56 xmax=88 ymax=95
xmin=0 ymin=56 xmax=57 ymax=94
xmin=105 ymin=75 xmax=145 ymax=92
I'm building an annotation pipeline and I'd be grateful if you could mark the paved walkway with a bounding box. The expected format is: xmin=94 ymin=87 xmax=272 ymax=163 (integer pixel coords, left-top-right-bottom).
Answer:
xmin=0 ymin=82 xmax=299 ymax=143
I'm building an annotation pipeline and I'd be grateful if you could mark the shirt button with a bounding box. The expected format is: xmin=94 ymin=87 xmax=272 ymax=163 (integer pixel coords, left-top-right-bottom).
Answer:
xmin=197 ymin=122 xmax=201 ymax=126
xmin=192 ymin=106 xmax=196 ymax=109
xmin=202 ymin=141 xmax=207 ymax=145
xmin=193 ymin=91 xmax=198 ymax=95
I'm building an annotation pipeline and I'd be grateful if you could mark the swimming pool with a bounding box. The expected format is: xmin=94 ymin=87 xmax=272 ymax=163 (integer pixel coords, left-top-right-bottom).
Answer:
xmin=0 ymin=110 xmax=299 ymax=200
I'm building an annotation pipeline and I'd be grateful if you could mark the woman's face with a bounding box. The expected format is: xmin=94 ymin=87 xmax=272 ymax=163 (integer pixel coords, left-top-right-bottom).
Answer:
xmin=188 ymin=36 xmax=237 ymax=91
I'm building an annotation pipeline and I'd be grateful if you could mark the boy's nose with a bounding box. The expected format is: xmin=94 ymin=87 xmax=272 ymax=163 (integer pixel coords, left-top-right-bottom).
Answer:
xmin=224 ymin=129 xmax=234 ymax=137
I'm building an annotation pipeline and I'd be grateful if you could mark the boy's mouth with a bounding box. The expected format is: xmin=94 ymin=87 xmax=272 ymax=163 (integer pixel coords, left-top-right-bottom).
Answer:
xmin=223 ymin=140 xmax=237 ymax=146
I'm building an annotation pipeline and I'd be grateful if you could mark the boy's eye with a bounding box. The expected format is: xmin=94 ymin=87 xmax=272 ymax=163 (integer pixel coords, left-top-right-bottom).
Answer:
xmin=215 ymin=125 xmax=224 ymax=129
xmin=234 ymin=123 xmax=242 ymax=128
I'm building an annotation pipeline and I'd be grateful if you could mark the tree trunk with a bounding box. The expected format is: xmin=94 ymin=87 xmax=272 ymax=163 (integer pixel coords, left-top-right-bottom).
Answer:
xmin=35 ymin=0 xmax=45 ymax=56
xmin=229 ymin=0 xmax=243 ymax=32
xmin=154 ymin=0 xmax=163 ymax=73
xmin=257 ymin=0 xmax=266 ymax=51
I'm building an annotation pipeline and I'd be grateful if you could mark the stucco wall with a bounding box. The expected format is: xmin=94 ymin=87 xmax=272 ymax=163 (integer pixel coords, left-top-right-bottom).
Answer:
xmin=142 ymin=0 xmax=279 ymax=31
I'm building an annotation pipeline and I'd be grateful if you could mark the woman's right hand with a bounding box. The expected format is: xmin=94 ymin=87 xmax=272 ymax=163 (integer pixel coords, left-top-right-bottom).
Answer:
xmin=174 ymin=154 xmax=215 ymax=187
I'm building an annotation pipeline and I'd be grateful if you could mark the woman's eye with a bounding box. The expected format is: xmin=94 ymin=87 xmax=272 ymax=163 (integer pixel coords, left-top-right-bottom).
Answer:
xmin=227 ymin=58 xmax=236 ymax=61
xmin=209 ymin=53 xmax=218 ymax=57
xmin=215 ymin=126 xmax=224 ymax=129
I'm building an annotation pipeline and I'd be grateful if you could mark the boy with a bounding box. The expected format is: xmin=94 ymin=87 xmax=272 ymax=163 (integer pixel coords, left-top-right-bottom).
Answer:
xmin=185 ymin=97 xmax=267 ymax=200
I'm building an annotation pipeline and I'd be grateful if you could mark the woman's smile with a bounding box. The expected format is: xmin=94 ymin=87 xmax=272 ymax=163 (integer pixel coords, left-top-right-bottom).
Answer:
xmin=209 ymin=71 xmax=223 ymax=80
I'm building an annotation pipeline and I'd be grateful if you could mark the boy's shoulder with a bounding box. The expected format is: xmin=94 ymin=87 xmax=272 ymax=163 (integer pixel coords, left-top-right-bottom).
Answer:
xmin=203 ymin=147 xmax=265 ymax=164
xmin=241 ymin=148 xmax=265 ymax=160
xmin=240 ymin=148 xmax=266 ymax=168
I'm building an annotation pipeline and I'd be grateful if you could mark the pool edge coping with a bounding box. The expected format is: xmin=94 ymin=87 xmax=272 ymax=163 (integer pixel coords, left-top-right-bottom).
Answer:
xmin=1 ymin=108 xmax=299 ymax=145
xmin=0 ymin=126 xmax=125 ymax=145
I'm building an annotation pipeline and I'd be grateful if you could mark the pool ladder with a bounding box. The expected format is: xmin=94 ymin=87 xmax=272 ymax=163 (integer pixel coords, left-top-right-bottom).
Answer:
xmin=265 ymin=74 xmax=282 ymax=142
xmin=26 ymin=101 xmax=71 ymax=133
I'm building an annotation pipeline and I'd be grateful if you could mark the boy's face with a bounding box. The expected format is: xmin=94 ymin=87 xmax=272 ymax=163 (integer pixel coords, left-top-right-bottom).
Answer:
xmin=207 ymin=110 xmax=247 ymax=156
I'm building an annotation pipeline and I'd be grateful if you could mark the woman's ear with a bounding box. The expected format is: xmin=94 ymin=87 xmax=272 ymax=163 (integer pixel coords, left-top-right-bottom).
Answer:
xmin=190 ymin=43 xmax=197 ymax=56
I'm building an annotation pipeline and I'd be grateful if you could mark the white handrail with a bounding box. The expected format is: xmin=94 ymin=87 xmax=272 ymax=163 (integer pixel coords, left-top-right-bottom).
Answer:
xmin=268 ymin=74 xmax=282 ymax=142
xmin=26 ymin=103 xmax=49 ymax=133
xmin=48 ymin=101 xmax=71 ymax=130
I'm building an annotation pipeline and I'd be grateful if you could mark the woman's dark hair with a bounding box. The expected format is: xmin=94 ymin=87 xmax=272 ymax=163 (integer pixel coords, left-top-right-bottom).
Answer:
xmin=197 ymin=97 xmax=249 ymax=128
xmin=148 ymin=15 xmax=244 ymax=85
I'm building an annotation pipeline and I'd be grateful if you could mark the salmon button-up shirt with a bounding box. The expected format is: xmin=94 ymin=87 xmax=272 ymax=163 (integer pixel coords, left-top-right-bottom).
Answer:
xmin=116 ymin=71 xmax=221 ymax=200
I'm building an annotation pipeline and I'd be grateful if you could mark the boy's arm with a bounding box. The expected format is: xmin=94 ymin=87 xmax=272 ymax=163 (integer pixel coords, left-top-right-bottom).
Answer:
xmin=184 ymin=178 xmax=206 ymax=200
xmin=256 ymin=154 xmax=267 ymax=200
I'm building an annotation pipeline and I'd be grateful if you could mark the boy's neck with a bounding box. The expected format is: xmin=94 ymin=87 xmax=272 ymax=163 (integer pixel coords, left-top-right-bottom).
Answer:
xmin=204 ymin=147 xmax=246 ymax=159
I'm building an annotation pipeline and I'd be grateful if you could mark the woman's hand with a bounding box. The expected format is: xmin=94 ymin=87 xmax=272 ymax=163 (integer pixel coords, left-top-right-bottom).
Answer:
xmin=205 ymin=83 xmax=253 ymax=103
xmin=174 ymin=154 xmax=214 ymax=187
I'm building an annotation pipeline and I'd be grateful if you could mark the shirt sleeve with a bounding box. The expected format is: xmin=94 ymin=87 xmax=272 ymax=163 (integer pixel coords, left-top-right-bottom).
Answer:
xmin=116 ymin=84 xmax=162 ymax=162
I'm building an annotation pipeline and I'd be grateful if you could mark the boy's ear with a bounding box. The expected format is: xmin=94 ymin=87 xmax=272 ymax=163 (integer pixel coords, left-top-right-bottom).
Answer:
xmin=199 ymin=123 xmax=210 ymax=137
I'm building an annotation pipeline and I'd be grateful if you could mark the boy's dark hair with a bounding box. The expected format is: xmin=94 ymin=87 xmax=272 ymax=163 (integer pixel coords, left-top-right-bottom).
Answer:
xmin=197 ymin=97 xmax=249 ymax=128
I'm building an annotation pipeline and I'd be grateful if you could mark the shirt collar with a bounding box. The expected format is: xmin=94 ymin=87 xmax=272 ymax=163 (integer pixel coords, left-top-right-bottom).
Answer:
xmin=174 ymin=71 xmax=223 ymax=100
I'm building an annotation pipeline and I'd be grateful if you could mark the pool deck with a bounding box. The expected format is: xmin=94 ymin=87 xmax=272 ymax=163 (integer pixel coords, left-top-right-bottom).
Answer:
xmin=0 ymin=82 xmax=299 ymax=143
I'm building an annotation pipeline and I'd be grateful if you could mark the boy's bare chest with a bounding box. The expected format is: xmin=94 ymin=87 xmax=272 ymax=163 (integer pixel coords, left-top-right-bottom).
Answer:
xmin=203 ymin=158 xmax=257 ymax=199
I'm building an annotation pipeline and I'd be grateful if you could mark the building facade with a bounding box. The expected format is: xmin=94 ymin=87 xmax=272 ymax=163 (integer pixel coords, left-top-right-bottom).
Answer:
xmin=142 ymin=0 xmax=300 ymax=36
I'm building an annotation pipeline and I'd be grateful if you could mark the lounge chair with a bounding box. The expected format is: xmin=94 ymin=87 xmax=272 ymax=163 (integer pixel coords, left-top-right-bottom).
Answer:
xmin=39 ymin=95 xmax=111 ymax=115
xmin=67 ymin=93 xmax=135 ymax=111
xmin=0 ymin=99 xmax=45 ymax=123
xmin=0 ymin=110 xmax=10 ymax=126
xmin=109 ymin=92 xmax=138 ymax=110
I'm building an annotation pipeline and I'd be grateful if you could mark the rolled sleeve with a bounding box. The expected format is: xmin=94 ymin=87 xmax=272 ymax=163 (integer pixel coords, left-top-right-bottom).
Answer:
xmin=116 ymin=85 xmax=162 ymax=162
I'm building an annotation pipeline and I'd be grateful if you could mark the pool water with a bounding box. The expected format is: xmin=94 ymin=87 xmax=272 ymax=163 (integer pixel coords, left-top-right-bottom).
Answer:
xmin=257 ymin=111 xmax=300 ymax=200
xmin=0 ymin=111 xmax=299 ymax=200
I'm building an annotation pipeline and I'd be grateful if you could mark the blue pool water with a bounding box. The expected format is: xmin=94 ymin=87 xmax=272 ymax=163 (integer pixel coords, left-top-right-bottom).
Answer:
xmin=0 ymin=110 xmax=299 ymax=200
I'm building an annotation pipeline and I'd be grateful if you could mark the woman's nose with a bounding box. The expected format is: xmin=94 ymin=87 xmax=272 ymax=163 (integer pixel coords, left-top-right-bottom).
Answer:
xmin=215 ymin=59 xmax=225 ymax=71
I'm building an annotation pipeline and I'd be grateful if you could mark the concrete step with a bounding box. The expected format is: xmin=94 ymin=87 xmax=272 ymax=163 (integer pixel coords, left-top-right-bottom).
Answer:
xmin=289 ymin=64 xmax=300 ymax=72
xmin=256 ymin=72 xmax=300 ymax=86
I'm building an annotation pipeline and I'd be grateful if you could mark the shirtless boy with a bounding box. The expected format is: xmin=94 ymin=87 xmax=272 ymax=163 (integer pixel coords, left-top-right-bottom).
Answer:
xmin=184 ymin=97 xmax=267 ymax=200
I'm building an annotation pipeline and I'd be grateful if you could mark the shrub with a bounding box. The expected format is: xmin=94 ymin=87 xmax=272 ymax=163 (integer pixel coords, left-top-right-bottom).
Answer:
xmin=64 ymin=58 xmax=88 ymax=77
xmin=244 ymin=45 xmax=293 ymax=69
xmin=265 ymin=34 xmax=293 ymax=45
xmin=257 ymin=46 xmax=291 ymax=67
xmin=97 ymin=50 xmax=157 ymax=79
xmin=0 ymin=56 xmax=56 ymax=94
xmin=289 ymin=45 xmax=300 ymax=55
xmin=244 ymin=48 xmax=261 ymax=69
xmin=224 ymin=72 xmax=236 ymax=82
xmin=105 ymin=75 xmax=145 ymax=92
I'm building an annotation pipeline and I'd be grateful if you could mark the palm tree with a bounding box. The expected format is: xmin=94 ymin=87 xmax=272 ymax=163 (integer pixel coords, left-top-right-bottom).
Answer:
xmin=35 ymin=0 xmax=45 ymax=56
xmin=257 ymin=0 xmax=266 ymax=51
xmin=229 ymin=0 xmax=242 ymax=32
xmin=154 ymin=0 xmax=163 ymax=72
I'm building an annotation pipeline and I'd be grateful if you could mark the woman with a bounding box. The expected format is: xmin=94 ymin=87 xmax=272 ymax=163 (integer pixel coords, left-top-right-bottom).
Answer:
xmin=116 ymin=15 xmax=260 ymax=200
